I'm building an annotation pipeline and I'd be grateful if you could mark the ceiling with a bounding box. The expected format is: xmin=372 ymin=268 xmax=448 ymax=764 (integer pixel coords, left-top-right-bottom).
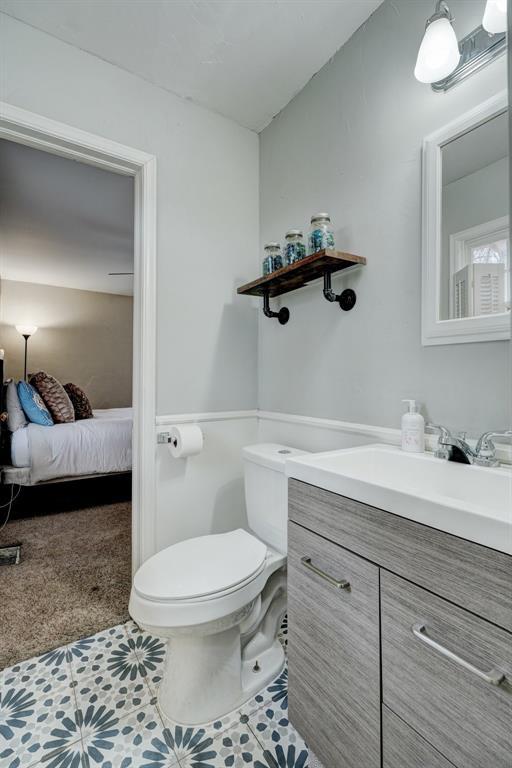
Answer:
xmin=0 ymin=0 xmax=383 ymax=131
xmin=0 ymin=139 xmax=134 ymax=295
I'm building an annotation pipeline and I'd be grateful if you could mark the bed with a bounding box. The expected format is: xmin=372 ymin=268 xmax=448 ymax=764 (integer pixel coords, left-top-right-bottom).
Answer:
xmin=4 ymin=407 xmax=132 ymax=485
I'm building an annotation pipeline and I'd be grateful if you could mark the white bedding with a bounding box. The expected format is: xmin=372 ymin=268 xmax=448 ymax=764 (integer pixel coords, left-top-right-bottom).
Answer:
xmin=11 ymin=408 xmax=132 ymax=484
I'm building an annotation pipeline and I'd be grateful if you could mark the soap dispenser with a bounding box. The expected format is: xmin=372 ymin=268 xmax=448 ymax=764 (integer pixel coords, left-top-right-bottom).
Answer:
xmin=401 ymin=400 xmax=425 ymax=453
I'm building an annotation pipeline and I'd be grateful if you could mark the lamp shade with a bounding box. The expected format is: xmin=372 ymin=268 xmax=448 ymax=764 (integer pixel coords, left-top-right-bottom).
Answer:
xmin=414 ymin=17 xmax=460 ymax=83
xmin=15 ymin=324 xmax=38 ymax=337
xmin=483 ymin=0 xmax=507 ymax=33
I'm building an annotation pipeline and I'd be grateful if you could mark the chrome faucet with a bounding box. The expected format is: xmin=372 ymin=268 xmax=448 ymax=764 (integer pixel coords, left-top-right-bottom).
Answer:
xmin=474 ymin=431 xmax=512 ymax=467
xmin=425 ymin=424 xmax=510 ymax=466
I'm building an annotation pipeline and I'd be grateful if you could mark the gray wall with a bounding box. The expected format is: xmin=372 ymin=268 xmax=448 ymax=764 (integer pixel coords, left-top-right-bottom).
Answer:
xmin=0 ymin=279 xmax=133 ymax=408
xmin=0 ymin=12 xmax=259 ymax=418
xmin=258 ymin=0 xmax=510 ymax=436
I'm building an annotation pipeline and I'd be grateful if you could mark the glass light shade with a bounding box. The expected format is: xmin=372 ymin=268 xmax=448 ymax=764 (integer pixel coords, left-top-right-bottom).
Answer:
xmin=482 ymin=0 xmax=507 ymax=33
xmin=16 ymin=324 xmax=38 ymax=337
xmin=414 ymin=17 xmax=460 ymax=83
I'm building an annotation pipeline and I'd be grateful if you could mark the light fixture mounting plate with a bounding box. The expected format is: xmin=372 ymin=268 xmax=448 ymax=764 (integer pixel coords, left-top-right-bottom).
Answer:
xmin=432 ymin=25 xmax=506 ymax=92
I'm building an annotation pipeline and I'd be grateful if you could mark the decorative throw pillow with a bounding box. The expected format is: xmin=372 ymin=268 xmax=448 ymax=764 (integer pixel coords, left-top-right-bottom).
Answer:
xmin=64 ymin=383 xmax=93 ymax=420
xmin=6 ymin=379 xmax=28 ymax=432
xmin=29 ymin=371 xmax=75 ymax=424
xmin=17 ymin=381 xmax=54 ymax=426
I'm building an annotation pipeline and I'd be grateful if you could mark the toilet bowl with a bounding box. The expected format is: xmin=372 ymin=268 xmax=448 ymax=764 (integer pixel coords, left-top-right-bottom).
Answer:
xmin=129 ymin=443 xmax=308 ymax=725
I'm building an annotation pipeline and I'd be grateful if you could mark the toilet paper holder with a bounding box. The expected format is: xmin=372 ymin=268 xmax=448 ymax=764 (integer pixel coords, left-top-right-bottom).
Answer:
xmin=157 ymin=432 xmax=177 ymax=446
xmin=157 ymin=429 xmax=205 ymax=447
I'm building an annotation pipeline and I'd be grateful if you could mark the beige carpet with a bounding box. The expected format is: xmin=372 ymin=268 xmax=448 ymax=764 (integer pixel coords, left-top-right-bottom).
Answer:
xmin=0 ymin=502 xmax=131 ymax=669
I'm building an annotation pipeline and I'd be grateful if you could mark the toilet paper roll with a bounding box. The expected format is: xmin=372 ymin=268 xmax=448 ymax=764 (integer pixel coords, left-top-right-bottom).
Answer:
xmin=168 ymin=424 xmax=203 ymax=458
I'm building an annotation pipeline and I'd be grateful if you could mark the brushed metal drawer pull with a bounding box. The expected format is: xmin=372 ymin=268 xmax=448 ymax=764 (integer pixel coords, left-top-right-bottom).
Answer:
xmin=301 ymin=556 xmax=350 ymax=590
xmin=412 ymin=623 xmax=505 ymax=686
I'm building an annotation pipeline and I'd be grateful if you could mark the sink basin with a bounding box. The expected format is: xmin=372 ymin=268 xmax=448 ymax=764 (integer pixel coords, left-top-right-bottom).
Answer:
xmin=285 ymin=444 xmax=512 ymax=555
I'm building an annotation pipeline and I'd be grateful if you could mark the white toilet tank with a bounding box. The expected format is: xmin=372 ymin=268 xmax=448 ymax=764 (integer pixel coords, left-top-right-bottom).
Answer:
xmin=242 ymin=443 xmax=309 ymax=554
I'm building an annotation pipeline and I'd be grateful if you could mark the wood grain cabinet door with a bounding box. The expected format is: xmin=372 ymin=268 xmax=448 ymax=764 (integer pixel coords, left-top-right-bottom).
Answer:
xmin=382 ymin=706 xmax=454 ymax=768
xmin=287 ymin=521 xmax=380 ymax=768
xmin=381 ymin=570 xmax=512 ymax=768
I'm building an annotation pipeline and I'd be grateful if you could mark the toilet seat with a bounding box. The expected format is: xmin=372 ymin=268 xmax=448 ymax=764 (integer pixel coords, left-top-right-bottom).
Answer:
xmin=133 ymin=529 xmax=267 ymax=603
xmin=129 ymin=532 xmax=285 ymax=631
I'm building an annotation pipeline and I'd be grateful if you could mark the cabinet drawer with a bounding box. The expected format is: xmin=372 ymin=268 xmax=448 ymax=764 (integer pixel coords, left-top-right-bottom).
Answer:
xmin=287 ymin=521 xmax=380 ymax=768
xmin=289 ymin=479 xmax=512 ymax=631
xmin=382 ymin=706 xmax=453 ymax=768
xmin=381 ymin=570 xmax=512 ymax=768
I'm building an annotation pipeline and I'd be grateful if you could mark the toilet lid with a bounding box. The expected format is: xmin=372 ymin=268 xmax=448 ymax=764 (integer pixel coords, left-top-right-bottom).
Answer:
xmin=133 ymin=529 xmax=267 ymax=601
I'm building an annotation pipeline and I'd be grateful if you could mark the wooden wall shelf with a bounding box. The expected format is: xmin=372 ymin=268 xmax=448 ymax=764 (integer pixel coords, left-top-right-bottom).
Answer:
xmin=237 ymin=249 xmax=366 ymax=324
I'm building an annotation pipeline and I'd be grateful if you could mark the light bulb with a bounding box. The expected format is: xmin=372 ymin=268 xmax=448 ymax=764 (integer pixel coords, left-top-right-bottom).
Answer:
xmin=415 ymin=17 xmax=460 ymax=83
xmin=483 ymin=0 xmax=507 ymax=33
xmin=16 ymin=324 xmax=38 ymax=337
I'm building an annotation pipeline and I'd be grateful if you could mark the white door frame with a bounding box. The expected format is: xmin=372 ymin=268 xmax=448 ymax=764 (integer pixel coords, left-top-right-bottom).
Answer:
xmin=0 ymin=102 xmax=157 ymax=573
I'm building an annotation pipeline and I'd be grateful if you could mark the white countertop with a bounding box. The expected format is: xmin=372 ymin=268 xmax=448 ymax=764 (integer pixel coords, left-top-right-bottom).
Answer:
xmin=286 ymin=444 xmax=512 ymax=556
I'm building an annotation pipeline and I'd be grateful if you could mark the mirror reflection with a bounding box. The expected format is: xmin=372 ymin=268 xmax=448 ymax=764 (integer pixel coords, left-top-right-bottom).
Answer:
xmin=440 ymin=111 xmax=509 ymax=321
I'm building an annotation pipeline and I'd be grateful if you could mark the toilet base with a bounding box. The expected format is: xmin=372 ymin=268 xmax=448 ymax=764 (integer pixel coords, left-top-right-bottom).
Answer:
xmin=157 ymin=631 xmax=285 ymax=726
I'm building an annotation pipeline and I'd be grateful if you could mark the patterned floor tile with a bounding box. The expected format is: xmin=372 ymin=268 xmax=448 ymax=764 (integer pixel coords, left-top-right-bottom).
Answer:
xmin=176 ymin=725 xmax=272 ymax=768
xmin=238 ymin=665 xmax=288 ymax=719
xmin=248 ymin=706 xmax=308 ymax=768
xmin=1 ymin=648 xmax=73 ymax=703
xmin=157 ymin=704 xmax=243 ymax=750
xmin=0 ymin=683 xmax=80 ymax=768
xmin=75 ymin=672 xmax=154 ymax=722
xmin=80 ymin=704 xmax=173 ymax=767
xmin=128 ymin=630 xmax=167 ymax=694
xmin=68 ymin=625 xmax=127 ymax=683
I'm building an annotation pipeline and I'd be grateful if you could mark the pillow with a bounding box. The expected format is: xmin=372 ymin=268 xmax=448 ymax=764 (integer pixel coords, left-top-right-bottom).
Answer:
xmin=64 ymin=383 xmax=93 ymax=420
xmin=30 ymin=371 xmax=75 ymax=424
xmin=17 ymin=381 xmax=54 ymax=426
xmin=6 ymin=379 xmax=28 ymax=432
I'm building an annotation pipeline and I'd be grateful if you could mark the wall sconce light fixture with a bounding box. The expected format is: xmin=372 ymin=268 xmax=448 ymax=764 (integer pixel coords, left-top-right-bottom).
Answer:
xmin=415 ymin=0 xmax=507 ymax=91
xmin=15 ymin=325 xmax=38 ymax=381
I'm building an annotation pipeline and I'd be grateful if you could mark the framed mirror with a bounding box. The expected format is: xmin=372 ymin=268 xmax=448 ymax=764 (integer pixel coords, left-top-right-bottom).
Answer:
xmin=421 ymin=91 xmax=509 ymax=345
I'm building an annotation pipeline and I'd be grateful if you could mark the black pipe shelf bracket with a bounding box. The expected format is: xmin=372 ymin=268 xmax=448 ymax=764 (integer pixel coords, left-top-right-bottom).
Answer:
xmin=237 ymin=249 xmax=366 ymax=324
xmin=263 ymin=291 xmax=290 ymax=325
xmin=323 ymin=270 xmax=357 ymax=311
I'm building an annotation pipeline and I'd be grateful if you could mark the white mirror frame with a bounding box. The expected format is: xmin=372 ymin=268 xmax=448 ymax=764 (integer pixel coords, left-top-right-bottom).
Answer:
xmin=421 ymin=90 xmax=510 ymax=345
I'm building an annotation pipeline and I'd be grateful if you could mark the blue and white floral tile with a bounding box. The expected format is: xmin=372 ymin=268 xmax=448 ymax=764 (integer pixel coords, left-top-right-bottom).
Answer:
xmin=175 ymin=725 xmax=272 ymax=768
xmin=68 ymin=626 xmax=127 ymax=683
xmin=0 ymin=647 xmax=73 ymax=702
xmin=247 ymin=706 xmax=309 ymax=768
xmin=157 ymin=704 xmax=242 ymax=752
xmin=75 ymin=672 xmax=154 ymax=724
xmin=79 ymin=703 xmax=171 ymax=768
xmin=238 ymin=666 xmax=288 ymax=720
xmin=0 ymin=683 xmax=80 ymax=768
xmin=121 ymin=625 xmax=166 ymax=692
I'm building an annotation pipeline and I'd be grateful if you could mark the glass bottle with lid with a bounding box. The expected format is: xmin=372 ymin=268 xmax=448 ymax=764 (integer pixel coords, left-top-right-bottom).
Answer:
xmin=262 ymin=243 xmax=283 ymax=275
xmin=309 ymin=213 xmax=335 ymax=254
xmin=284 ymin=230 xmax=306 ymax=265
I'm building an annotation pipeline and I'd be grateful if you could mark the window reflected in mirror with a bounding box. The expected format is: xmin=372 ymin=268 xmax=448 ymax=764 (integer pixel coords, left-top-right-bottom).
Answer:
xmin=440 ymin=111 xmax=509 ymax=321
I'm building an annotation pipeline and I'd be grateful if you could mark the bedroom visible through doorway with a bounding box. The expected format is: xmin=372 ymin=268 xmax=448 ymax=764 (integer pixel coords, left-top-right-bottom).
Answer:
xmin=0 ymin=138 xmax=135 ymax=667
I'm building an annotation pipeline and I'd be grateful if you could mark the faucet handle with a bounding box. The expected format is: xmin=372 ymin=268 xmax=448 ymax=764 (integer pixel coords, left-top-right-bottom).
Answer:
xmin=475 ymin=430 xmax=512 ymax=465
xmin=425 ymin=423 xmax=451 ymax=459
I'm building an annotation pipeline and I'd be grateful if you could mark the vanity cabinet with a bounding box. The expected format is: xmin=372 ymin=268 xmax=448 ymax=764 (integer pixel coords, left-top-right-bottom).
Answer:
xmin=287 ymin=523 xmax=381 ymax=768
xmin=287 ymin=479 xmax=512 ymax=768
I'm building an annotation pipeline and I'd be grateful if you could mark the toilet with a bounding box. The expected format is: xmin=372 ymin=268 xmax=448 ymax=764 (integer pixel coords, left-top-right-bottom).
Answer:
xmin=129 ymin=442 xmax=308 ymax=725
